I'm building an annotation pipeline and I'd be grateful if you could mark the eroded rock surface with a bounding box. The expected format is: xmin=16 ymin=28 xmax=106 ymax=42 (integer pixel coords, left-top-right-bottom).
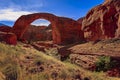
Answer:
xmin=0 ymin=26 xmax=12 ymax=33
xmin=22 ymin=25 xmax=52 ymax=42
xmin=82 ymin=0 xmax=120 ymax=41
xmin=0 ymin=26 xmax=17 ymax=45
xmin=0 ymin=32 xmax=17 ymax=45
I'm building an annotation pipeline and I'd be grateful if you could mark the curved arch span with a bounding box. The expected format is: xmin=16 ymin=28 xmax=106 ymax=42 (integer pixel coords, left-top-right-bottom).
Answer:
xmin=13 ymin=13 xmax=84 ymax=44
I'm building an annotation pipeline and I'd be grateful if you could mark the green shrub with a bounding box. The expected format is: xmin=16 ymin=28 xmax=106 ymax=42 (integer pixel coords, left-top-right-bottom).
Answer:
xmin=95 ymin=56 xmax=116 ymax=72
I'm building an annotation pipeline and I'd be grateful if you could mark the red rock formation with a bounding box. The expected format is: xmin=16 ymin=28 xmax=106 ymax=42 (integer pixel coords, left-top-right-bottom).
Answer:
xmin=13 ymin=13 xmax=84 ymax=45
xmin=0 ymin=32 xmax=17 ymax=45
xmin=22 ymin=25 xmax=52 ymax=42
xmin=0 ymin=26 xmax=17 ymax=45
xmin=0 ymin=26 xmax=12 ymax=32
xmin=77 ymin=17 xmax=84 ymax=24
xmin=82 ymin=0 xmax=120 ymax=41
xmin=56 ymin=17 xmax=84 ymax=44
xmin=4 ymin=33 xmax=17 ymax=45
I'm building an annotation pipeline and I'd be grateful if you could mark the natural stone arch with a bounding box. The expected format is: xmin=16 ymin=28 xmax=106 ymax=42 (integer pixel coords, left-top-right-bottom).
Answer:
xmin=13 ymin=13 xmax=61 ymax=44
xmin=13 ymin=13 xmax=84 ymax=44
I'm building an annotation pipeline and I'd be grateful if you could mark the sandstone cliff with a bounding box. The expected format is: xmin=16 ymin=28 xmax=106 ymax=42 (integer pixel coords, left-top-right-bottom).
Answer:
xmin=82 ymin=0 xmax=120 ymax=41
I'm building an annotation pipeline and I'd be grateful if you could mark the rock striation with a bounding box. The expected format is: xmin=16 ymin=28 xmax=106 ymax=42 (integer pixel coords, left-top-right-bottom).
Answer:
xmin=0 ymin=26 xmax=17 ymax=45
xmin=82 ymin=0 xmax=120 ymax=41
xmin=0 ymin=32 xmax=17 ymax=45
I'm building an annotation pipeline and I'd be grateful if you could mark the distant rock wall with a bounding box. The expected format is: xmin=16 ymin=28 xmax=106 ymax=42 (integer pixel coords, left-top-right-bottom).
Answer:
xmin=22 ymin=25 xmax=52 ymax=42
xmin=0 ymin=26 xmax=12 ymax=32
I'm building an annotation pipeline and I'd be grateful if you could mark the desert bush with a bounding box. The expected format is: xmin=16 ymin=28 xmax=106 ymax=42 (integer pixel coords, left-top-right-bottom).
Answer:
xmin=95 ymin=56 xmax=116 ymax=72
xmin=2 ymin=64 xmax=20 ymax=80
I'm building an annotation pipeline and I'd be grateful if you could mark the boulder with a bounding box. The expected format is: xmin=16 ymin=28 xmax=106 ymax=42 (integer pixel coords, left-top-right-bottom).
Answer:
xmin=82 ymin=0 xmax=120 ymax=41
xmin=0 ymin=26 xmax=17 ymax=45
xmin=5 ymin=33 xmax=17 ymax=45
xmin=0 ymin=32 xmax=17 ymax=45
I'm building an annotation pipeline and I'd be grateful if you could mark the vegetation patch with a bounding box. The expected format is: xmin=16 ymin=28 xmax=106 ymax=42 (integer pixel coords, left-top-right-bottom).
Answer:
xmin=95 ymin=56 xmax=117 ymax=72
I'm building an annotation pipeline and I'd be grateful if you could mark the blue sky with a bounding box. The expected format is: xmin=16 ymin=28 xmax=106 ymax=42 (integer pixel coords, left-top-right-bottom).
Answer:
xmin=0 ymin=0 xmax=104 ymax=26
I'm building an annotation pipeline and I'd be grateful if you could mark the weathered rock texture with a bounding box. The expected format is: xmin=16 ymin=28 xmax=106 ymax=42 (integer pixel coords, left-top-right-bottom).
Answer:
xmin=0 ymin=26 xmax=17 ymax=45
xmin=4 ymin=33 xmax=17 ymax=45
xmin=0 ymin=26 xmax=12 ymax=32
xmin=82 ymin=0 xmax=120 ymax=41
xmin=0 ymin=32 xmax=17 ymax=45
xmin=13 ymin=13 xmax=84 ymax=45
xmin=22 ymin=25 xmax=52 ymax=42
xmin=77 ymin=17 xmax=84 ymax=24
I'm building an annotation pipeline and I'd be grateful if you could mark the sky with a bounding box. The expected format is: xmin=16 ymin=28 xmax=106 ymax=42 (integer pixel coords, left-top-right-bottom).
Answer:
xmin=0 ymin=0 xmax=104 ymax=26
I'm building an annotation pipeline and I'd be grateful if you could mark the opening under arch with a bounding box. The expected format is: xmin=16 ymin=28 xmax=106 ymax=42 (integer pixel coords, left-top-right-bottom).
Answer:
xmin=22 ymin=19 xmax=53 ymax=43
xmin=31 ymin=19 xmax=51 ymax=26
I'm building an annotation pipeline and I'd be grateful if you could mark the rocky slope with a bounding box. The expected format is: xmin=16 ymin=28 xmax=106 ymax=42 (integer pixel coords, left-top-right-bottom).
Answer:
xmin=69 ymin=38 xmax=120 ymax=68
xmin=0 ymin=42 xmax=120 ymax=80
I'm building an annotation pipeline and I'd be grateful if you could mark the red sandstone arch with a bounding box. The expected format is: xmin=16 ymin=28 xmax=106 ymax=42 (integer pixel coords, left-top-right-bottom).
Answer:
xmin=13 ymin=13 xmax=84 ymax=44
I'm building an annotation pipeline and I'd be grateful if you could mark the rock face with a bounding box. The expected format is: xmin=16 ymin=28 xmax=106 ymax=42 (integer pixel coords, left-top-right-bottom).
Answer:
xmin=0 ymin=32 xmax=17 ymax=45
xmin=0 ymin=26 xmax=17 ymax=45
xmin=0 ymin=26 xmax=12 ymax=32
xmin=22 ymin=25 xmax=52 ymax=42
xmin=82 ymin=0 xmax=120 ymax=41
xmin=13 ymin=13 xmax=84 ymax=45
xmin=4 ymin=33 xmax=17 ymax=45
xmin=77 ymin=17 xmax=84 ymax=24
xmin=56 ymin=17 xmax=84 ymax=44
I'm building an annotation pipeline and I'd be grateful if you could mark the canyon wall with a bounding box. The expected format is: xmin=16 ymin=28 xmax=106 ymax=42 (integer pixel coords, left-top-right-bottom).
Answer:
xmin=82 ymin=0 xmax=120 ymax=41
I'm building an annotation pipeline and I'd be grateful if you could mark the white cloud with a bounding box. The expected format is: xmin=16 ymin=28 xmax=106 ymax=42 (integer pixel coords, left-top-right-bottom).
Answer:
xmin=31 ymin=22 xmax=50 ymax=26
xmin=0 ymin=8 xmax=34 ymax=21
xmin=0 ymin=7 xmax=50 ymax=26
xmin=31 ymin=20 xmax=50 ymax=26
